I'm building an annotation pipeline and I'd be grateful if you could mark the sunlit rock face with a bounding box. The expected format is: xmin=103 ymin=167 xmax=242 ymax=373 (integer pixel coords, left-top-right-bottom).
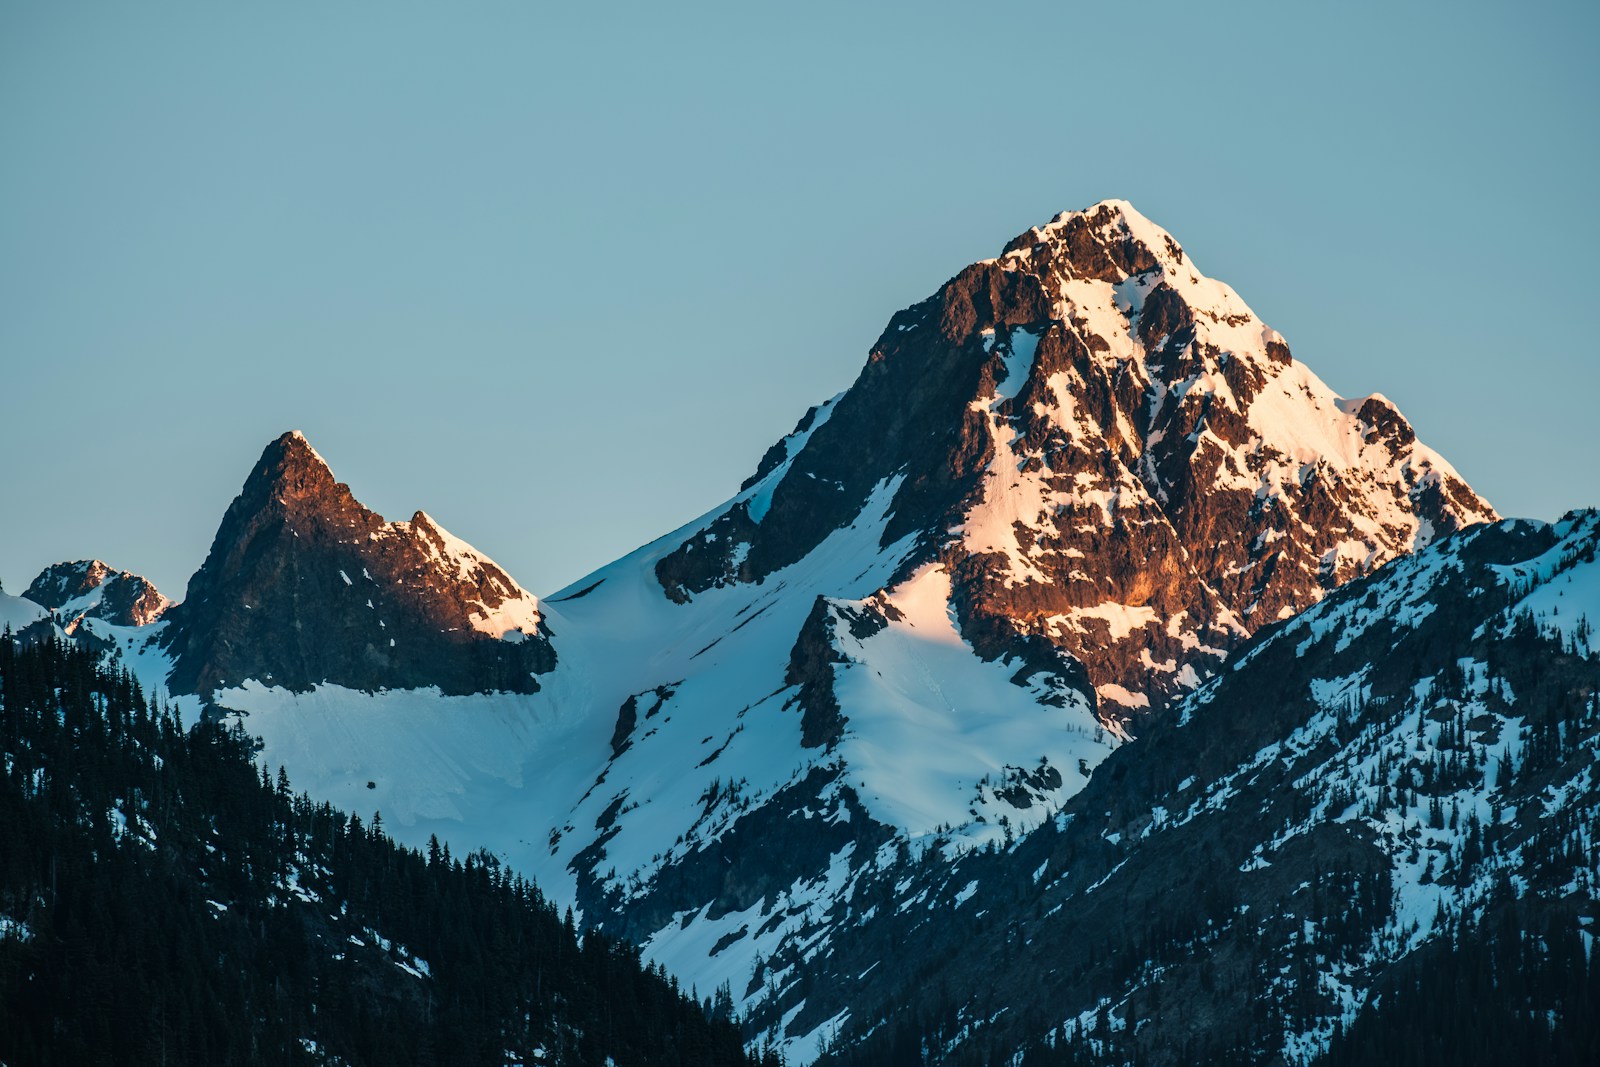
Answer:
xmin=659 ymin=199 xmax=1494 ymax=725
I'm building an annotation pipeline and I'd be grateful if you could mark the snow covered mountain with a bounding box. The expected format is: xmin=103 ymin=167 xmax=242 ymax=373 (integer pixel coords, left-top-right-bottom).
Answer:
xmin=0 ymin=562 xmax=170 ymax=664
xmin=801 ymin=510 xmax=1600 ymax=1064
xmin=160 ymin=430 xmax=554 ymax=696
xmin=13 ymin=185 xmax=1596 ymax=1067
xmin=657 ymin=199 xmax=1493 ymax=721
xmin=190 ymin=201 xmax=1500 ymax=1060
xmin=23 ymin=559 xmax=170 ymax=629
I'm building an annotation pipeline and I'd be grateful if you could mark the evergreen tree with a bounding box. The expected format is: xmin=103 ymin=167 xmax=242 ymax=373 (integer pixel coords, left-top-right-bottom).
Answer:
xmin=0 ymin=636 xmax=766 ymax=1067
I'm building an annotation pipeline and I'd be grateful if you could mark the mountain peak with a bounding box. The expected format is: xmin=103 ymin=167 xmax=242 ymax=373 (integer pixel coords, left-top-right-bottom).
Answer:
xmin=657 ymin=199 xmax=1497 ymax=719
xmin=162 ymin=433 xmax=554 ymax=696
xmin=1041 ymin=197 xmax=1174 ymax=247
xmin=248 ymin=430 xmax=341 ymax=505
xmin=997 ymin=198 xmax=1185 ymax=278
xmin=262 ymin=429 xmax=326 ymax=464
xmin=163 ymin=204 xmax=1532 ymax=1066
xmin=22 ymin=559 xmax=169 ymax=628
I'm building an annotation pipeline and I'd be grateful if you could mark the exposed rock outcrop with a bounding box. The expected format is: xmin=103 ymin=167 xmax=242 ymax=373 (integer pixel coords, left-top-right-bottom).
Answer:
xmin=24 ymin=559 xmax=170 ymax=628
xmin=161 ymin=431 xmax=554 ymax=696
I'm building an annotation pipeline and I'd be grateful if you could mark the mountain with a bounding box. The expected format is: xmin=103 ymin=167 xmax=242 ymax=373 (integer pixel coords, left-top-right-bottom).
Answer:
xmin=23 ymin=559 xmax=170 ymax=629
xmin=20 ymin=200 xmax=1570 ymax=1064
xmin=160 ymin=431 xmax=555 ymax=696
xmin=656 ymin=200 xmax=1493 ymax=721
xmin=806 ymin=510 xmax=1600 ymax=1064
xmin=0 ymin=635 xmax=772 ymax=1067
xmin=207 ymin=201 xmax=1504 ymax=1061
xmin=1 ymin=562 xmax=167 ymax=655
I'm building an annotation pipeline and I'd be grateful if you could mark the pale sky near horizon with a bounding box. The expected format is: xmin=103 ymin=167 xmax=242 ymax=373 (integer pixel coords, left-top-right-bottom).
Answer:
xmin=2 ymin=0 xmax=1596 ymax=600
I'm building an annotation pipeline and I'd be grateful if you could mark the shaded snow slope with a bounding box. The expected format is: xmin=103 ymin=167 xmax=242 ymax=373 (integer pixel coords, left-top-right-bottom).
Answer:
xmin=227 ymin=455 xmax=1117 ymax=1061
xmin=0 ymin=589 xmax=48 ymax=634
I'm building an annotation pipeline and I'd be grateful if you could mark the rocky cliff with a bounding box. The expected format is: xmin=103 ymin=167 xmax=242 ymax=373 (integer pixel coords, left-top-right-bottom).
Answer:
xmin=161 ymin=431 xmax=554 ymax=696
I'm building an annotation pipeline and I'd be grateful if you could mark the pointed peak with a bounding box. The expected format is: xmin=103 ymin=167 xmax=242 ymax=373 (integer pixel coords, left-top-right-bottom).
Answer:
xmin=999 ymin=198 xmax=1186 ymax=281
xmin=405 ymin=509 xmax=453 ymax=554
xmin=165 ymin=431 xmax=553 ymax=694
xmin=1043 ymin=198 xmax=1169 ymax=241
xmin=261 ymin=429 xmax=331 ymax=469
xmin=1041 ymin=197 xmax=1146 ymax=227
xmin=406 ymin=510 xmax=476 ymax=565
xmin=204 ymin=431 xmax=362 ymax=537
xmin=249 ymin=430 xmax=338 ymax=496
xmin=1087 ymin=199 xmax=1183 ymax=255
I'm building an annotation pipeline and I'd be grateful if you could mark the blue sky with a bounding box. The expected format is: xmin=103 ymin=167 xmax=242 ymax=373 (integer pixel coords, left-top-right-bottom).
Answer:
xmin=2 ymin=0 xmax=1596 ymax=599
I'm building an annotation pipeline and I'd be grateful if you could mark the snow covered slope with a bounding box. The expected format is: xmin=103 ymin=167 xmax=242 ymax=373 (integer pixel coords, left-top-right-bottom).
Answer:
xmin=0 ymin=569 xmax=201 ymax=721
xmin=230 ymin=421 xmax=1118 ymax=1061
xmin=0 ymin=587 xmax=48 ymax=635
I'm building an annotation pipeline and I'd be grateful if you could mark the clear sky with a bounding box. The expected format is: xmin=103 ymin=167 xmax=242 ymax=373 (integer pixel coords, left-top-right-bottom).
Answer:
xmin=2 ymin=0 xmax=1596 ymax=600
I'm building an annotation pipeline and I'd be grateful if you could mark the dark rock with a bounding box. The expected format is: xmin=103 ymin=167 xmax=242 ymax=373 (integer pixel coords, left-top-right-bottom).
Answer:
xmin=610 ymin=684 xmax=677 ymax=758
xmin=24 ymin=560 xmax=169 ymax=628
xmin=162 ymin=432 xmax=555 ymax=697
xmin=610 ymin=695 xmax=639 ymax=759
xmin=785 ymin=597 xmax=849 ymax=750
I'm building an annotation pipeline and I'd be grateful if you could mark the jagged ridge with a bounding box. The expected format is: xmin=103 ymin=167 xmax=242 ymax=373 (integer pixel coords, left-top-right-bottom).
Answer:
xmin=23 ymin=559 xmax=170 ymax=629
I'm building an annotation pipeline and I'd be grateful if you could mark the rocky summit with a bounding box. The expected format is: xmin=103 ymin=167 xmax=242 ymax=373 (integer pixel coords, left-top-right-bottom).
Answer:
xmin=159 ymin=431 xmax=554 ymax=696
xmin=659 ymin=200 xmax=1495 ymax=724
xmin=23 ymin=558 xmax=170 ymax=629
